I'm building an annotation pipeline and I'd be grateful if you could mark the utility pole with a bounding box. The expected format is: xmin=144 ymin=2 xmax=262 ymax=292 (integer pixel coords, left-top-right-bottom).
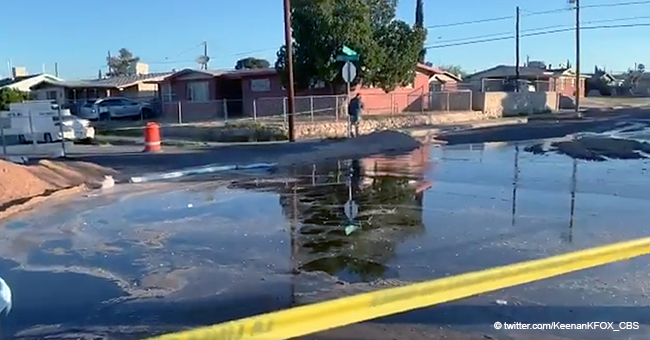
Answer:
xmin=283 ymin=0 xmax=296 ymax=142
xmin=203 ymin=41 xmax=209 ymax=70
xmin=573 ymin=0 xmax=582 ymax=117
xmin=107 ymin=50 xmax=112 ymax=76
xmin=515 ymin=6 xmax=520 ymax=91
xmin=54 ymin=62 xmax=58 ymax=78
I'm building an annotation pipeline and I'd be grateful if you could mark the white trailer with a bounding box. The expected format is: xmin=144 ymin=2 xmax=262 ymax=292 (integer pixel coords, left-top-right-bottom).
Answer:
xmin=1 ymin=101 xmax=95 ymax=144
xmin=0 ymin=109 xmax=61 ymax=143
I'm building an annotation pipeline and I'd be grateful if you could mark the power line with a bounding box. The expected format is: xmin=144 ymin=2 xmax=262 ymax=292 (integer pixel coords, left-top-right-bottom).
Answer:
xmin=149 ymin=42 xmax=205 ymax=64
xmin=430 ymin=14 xmax=650 ymax=45
xmin=521 ymin=8 xmax=572 ymax=17
xmin=425 ymin=22 xmax=650 ymax=49
xmin=428 ymin=0 xmax=650 ymax=29
xmin=582 ymin=0 xmax=650 ymax=9
xmin=427 ymin=16 xmax=513 ymax=29
xmin=231 ymin=47 xmax=278 ymax=57
xmin=426 ymin=36 xmax=512 ymax=49
xmin=149 ymin=59 xmax=195 ymax=65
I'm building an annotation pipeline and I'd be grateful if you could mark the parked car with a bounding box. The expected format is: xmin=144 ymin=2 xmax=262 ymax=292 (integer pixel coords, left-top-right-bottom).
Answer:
xmin=55 ymin=114 xmax=95 ymax=141
xmin=77 ymin=98 xmax=154 ymax=120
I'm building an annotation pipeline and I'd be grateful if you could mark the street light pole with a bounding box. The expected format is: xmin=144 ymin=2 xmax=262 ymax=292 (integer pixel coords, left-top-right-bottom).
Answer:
xmin=283 ymin=0 xmax=297 ymax=142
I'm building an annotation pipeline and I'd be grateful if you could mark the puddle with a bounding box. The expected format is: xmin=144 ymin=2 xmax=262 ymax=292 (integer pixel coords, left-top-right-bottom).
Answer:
xmin=2 ymin=142 xmax=650 ymax=339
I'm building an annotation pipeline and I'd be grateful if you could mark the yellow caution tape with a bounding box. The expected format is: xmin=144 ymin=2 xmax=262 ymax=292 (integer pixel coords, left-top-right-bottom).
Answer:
xmin=145 ymin=236 xmax=650 ymax=340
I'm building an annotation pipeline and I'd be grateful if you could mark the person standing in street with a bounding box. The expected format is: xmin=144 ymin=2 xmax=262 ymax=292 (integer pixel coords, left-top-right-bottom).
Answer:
xmin=348 ymin=93 xmax=363 ymax=138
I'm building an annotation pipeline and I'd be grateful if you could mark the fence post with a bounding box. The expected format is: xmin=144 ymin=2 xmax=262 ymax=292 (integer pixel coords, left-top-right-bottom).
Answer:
xmin=469 ymin=90 xmax=473 ymax=111
xmin=283 ymin=97 xmax=288 ymax=128
xmin=253 ymin=99 xmax=257 ymax=122
xmin=28 ymin=110 xmax=37 ymax=148
xmin=390 ymin=93 xmax=394 ymax=116
xmin=177 ymin=101 xmax=182 ymax=124
xmin=420 ymin=87 xmax=425 ymax=114
xmin=446 ymin=92 xmax=450 ymax=111
xmin=56 ymin=105 xmax=67 ymax=157
xmin=222 ymin=100 xmax=229 ymax=121
xmin=310 ymin=96 xmax=314 ymax=122
xmin=335 ymin=96 xmax=339 ymax=122
xmin=1 ymin=120 xmax=6 ymax=156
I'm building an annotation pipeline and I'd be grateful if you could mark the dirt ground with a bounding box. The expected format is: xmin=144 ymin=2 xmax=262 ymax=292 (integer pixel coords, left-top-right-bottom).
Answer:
xmin=0 ymin=159 xmax=116 ymax=218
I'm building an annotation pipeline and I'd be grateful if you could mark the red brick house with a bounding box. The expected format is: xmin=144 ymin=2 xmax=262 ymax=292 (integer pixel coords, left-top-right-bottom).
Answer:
xmin=156 ymin=63 xmax=460 ymax=121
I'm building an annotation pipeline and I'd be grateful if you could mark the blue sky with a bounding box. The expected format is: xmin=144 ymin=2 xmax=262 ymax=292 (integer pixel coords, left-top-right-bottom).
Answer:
xmin=1 ymin=0 xmax=648 ymax=80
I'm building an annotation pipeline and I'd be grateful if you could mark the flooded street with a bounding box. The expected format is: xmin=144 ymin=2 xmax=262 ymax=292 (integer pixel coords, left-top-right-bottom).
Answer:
xmin=3 ymin=140 xmax=650 ymax=339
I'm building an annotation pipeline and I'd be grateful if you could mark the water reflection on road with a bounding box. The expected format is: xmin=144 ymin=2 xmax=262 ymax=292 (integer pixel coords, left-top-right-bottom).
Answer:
xmin=2 ymin=142 xmax=650 ymax=339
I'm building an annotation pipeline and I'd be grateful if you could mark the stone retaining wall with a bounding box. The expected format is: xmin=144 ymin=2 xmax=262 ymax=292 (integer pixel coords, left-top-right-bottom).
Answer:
xmin=295 ymin=110 xmax=499 ymax=139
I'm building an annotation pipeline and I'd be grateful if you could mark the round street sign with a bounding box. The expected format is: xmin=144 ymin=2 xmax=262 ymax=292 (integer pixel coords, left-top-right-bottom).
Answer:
xmin=344 ymin=200 xmax=359 ymax=220
xmin=342 ymin=61 xmax=357 ymax=83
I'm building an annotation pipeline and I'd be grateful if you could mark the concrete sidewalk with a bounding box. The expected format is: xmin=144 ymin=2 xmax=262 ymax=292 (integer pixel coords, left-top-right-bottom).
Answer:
xmin=399 ymin=116 xmax=528 ymax=139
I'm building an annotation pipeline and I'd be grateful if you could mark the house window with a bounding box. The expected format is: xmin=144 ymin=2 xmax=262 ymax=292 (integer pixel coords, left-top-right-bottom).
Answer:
xmin=251 ymin=78 xmax=271 ymax=92
xmin=430 ymin=81 xmax=443 ymax=92
xmin=162 ymin=83 xmax=173 ymax=102
xmin=187 ymin=81 xmax=209 ymax=102
xmin=46 ymin=91 xmax=57 ymax=100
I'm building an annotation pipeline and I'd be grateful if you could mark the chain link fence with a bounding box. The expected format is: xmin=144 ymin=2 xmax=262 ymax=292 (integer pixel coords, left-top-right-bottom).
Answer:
xmin=76 ymin=91 xmax=478 ymax=129
xmin=430 ymin=90 xmax=473 ymax=111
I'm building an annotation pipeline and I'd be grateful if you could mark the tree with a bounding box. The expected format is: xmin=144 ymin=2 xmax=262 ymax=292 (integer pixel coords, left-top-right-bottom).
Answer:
xmin=438 ymin=65 xmax=467 ymax=78
xmin=0 ymin=88 xmax=28 ymax=110
xmin=415 ymin=0 xmax=426 ymax=62
xmin=275 ymin=0 xmax=426 ymax=93
xmin=235 ymin=57 xmax=271 ymax=70
xmin=107 ymin=48 xmax=139 ymax=77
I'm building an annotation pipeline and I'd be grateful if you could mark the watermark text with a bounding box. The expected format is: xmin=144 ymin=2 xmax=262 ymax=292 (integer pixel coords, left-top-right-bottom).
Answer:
xmin=493 ymin=321 xmax=639 ymax=332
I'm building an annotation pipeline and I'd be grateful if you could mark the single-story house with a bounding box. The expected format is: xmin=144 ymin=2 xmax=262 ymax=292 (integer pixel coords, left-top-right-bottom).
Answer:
xmin=354 ymin=64 xmax=462 ymax=113
xmin=464 ymin=64 xmax=587 ymax=97
xmin=29 ymin=72 xmax=172 ymax=107
xmin=156 ymin=63 xmax=461 ymax=121
xmin=0 ymin=67 xmax=61 ymax=93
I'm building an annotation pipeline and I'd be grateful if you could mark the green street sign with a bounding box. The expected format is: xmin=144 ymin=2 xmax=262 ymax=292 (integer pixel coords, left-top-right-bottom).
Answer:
xmin=341 ymin=45 xmax=358 ymax=56
xmin=336 ymin=55 xmax=359 ymax=62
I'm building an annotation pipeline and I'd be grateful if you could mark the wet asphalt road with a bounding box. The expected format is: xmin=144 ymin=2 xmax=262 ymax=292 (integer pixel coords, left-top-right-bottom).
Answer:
xmin=2 ymin=138 xmax=650 ymax=339
xmin=438 ymin=107 xmax=650 ymax=145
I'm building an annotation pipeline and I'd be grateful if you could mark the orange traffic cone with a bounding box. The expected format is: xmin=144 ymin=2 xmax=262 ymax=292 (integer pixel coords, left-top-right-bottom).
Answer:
xmin=143 ymin=122 xmax=162 ymax=152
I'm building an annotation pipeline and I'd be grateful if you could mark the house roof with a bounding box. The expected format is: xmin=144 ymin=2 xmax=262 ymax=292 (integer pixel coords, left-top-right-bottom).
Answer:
xmin=221 ymin=68 xmax=278 ymax=79
xmin=0 ymin=74 xmax=39 ymax=88
xmin=161 ymin=68 xmax=227 ymax=80
xmin=159 ymin=63 xmax=457 ymax=83
xmin=29 ymin=72 xmax=172 ymax=90
xmin=0 ymin=74 xmax=62 ymax=89
xmin=82 ymin=72 xmax=172 ymax=87
xmin=415 ymin=63 xmax=462 ymax=82
xmin=159 ymin=68 xmax=277 ymax=82
xmin=465 ymin=65 xmax=587 ymax=80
